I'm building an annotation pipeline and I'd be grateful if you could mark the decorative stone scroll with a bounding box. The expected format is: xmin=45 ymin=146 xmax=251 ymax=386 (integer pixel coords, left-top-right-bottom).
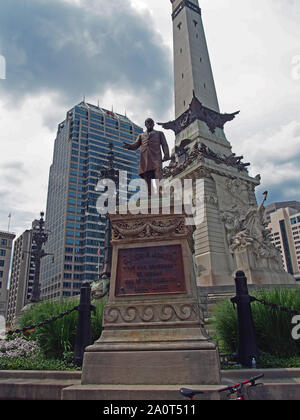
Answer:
xmin=103 ymin=301 xmax=199 ymax=327
xmin=112 ymin=217 xmax=187 ymax=241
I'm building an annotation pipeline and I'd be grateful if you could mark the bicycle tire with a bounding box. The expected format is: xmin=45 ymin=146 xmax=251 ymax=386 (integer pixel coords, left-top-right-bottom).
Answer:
xmin=246 ymin=383 xmax=266 ymax=401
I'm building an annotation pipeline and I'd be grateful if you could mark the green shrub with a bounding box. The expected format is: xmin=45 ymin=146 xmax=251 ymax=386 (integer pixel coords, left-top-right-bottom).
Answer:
xmin=0 ymin=355 xmax=80 ymax=371
xmin=257 ymin=352 xmax=300 ymax=369
xmin=17 ymin=299 xmax=105 ymax=360
xmin=213 ymin=287 xmax=300 ymax=359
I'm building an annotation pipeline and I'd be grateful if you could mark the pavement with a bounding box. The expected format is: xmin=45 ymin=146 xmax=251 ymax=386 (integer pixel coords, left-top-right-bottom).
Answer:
xmin=0 ymin=369 xmax=299 ymax=400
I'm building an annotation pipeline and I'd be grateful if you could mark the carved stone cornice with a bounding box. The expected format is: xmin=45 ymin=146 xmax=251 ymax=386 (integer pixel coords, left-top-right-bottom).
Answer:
xmin=172 ymin=0 xmax=202 ymax=20
xmin=163 ymin=139 xmax=250 ymax=180
xmin=159 ymin=92 xmax=239 ymax=135
xmin=103 ymin=301 xmax=200 ymax=328
xmin=110 ymin=212 xmax=194 ymax=243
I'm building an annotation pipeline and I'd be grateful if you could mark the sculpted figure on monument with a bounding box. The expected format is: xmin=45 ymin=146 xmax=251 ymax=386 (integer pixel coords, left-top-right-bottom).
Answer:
xmin=222 ymin=191 xmax=284 ymax=270
xmin=221 ymin=211 xmax=242 ymax=249
xmin=123 ymin=118 xmax=170 ymax=194
xmin=242 ymin=191 xmax=269 ymax=243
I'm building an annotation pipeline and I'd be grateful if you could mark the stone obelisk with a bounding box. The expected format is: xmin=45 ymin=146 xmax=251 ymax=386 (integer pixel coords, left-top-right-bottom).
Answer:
xmin=171 ymin=0 xmax=220 ymax=118
xmin=162 ymin=0 xmax=295 ymax=287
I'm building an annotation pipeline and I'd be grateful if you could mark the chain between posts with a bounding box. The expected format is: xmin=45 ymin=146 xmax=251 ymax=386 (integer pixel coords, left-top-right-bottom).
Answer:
xmin=1 ymin=306 xmax=79 ymax=337
xmin=251 ymin=297 xmax=300 ymax=316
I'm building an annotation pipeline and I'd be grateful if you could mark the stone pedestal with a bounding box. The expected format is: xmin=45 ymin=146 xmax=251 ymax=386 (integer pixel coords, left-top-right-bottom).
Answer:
xmin=81 ymin=203 xmax=221 ymax=386
xmin=234 ymin=247 xmax=294 ymax=285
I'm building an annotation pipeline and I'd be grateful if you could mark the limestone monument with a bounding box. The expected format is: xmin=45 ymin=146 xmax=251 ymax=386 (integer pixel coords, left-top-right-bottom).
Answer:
xmin=62 ymin=0 xmax=294 ymax=400
xmin=79 ymin=204 xmax=221 ymax=387
xmin=78 ymin=129 xmax=222 ymax=386
xmin=160 ymin=0 xmax=295 ymax=287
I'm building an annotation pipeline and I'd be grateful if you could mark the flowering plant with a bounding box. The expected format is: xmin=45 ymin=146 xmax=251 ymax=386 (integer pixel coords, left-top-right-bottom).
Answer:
xmin=0 ymin=337 xmax=40 ymax=359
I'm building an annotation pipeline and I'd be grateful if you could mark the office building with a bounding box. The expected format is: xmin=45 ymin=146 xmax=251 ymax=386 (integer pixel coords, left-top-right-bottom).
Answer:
xmin=40 ymin=101 xmax=142 ymax=300
xmin=6 ymin=221 xmax=38 ymax=324
xmin=264 ymin=201 xmax=300 ymax=224
xmin=267 ymin=203 xmax=300 ymax=281
xmin=0 ymin=231 xmax=15 ymax=319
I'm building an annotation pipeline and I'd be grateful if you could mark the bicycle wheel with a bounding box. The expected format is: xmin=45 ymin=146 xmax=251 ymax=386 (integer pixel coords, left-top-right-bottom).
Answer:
xmin=245 ymin=383 xmax=266 ymax=401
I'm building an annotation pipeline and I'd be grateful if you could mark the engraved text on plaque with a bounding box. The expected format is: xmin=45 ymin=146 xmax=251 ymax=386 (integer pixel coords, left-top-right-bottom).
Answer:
xmin=115 ymin=245 xmax=186 ymax=296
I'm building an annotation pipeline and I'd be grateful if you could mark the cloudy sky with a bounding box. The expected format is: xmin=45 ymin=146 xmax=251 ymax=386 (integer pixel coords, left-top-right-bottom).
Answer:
xmin=0 ymin=0 xmax=299 ymax=237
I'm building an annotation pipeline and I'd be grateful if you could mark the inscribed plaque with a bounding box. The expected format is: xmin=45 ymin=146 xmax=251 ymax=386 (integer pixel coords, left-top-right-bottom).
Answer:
xmin=115 ymin=245 xmax=186 ymax=296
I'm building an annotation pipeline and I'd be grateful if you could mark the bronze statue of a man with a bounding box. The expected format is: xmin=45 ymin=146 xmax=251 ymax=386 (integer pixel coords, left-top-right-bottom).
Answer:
xmin=123 ymin=118 xmax=170 ymax=194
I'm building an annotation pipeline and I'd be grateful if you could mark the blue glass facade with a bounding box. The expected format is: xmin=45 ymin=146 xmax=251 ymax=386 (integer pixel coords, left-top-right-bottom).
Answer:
xmin=40 ymin=102 xmax=142 ymax=300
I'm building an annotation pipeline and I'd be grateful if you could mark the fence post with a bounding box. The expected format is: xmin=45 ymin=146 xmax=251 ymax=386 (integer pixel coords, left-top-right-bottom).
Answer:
xmin=74 ymin=282 xmax=94 ymax=367
xmin=231 ymin=271 xmax=258 ymax=368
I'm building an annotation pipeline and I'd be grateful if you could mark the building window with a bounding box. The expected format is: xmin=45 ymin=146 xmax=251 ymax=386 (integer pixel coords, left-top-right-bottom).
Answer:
xmin=0 ymin=272 xmax=3 ymax=278
xmin=1 ymin=239 xmax=7 ymax=246
xmin=280 ymin=220 xmax=294 ymax=274
xmin=0 ymin=250 xmax=6 ymax=256
xmin=0 ymin=260 xmax=4 ymax=267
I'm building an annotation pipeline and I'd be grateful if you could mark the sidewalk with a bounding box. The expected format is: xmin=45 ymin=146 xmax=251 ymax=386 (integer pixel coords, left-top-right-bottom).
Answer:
xmin=0 ymin=369 xmax=299 ymax=400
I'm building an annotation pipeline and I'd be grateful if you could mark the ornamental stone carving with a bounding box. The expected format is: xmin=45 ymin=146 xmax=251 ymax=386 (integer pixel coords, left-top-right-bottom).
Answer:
xmin=159 ymin=92 xmax=240 ymax=136
xmin=221 ymin=192 xmax=284 ymax=271
xmin=162 ymin=136 xmax=249 ymax=179
xmin=111 ymin=217 xmax=188 ymax=241
xmin=103 ymin=302 xmax=200 ymax=327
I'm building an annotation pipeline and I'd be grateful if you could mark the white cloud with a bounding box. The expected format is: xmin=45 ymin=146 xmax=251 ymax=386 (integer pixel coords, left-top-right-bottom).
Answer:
xmin=0 ymin=93 xmax=65 ymax=235
xmin=241 ymin=121 xmax=300 ymax=165
xmin=236 ymin=120 xmax=300 ymax=202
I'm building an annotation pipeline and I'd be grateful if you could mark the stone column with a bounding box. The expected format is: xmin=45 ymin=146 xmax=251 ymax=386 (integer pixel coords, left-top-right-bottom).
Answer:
xmin=193 ymin=168 xmax=233 ymax=286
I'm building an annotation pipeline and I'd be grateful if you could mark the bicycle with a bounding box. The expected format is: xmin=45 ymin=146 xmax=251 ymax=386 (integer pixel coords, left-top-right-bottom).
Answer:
xmin=180 ymin=374 xmax=264 ymax=401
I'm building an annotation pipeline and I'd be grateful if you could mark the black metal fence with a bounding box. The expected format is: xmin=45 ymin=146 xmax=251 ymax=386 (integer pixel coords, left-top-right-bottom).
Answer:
xmin=2 ymin=282 xmax=96 ymax=367
xmin=3 ymin=272 xmax=299 ymax=370
xmin=231 ymin=270 xmax=300 ymax=368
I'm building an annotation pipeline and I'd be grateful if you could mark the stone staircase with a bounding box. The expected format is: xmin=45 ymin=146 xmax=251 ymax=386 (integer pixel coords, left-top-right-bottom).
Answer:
xmin=197 ymin=285 xmax=236 ymax=339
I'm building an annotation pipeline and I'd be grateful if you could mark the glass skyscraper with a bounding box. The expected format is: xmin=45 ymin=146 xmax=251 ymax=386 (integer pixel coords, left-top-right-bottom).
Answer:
xmin=40 ymin=101 xmax=142 ymax=300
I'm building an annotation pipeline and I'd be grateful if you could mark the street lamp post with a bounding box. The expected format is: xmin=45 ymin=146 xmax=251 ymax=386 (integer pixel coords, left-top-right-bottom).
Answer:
xmin=30 ymin=212 xmax=50 ymax=303
xmin=98 ymin=142 xmax=119 ymax=281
